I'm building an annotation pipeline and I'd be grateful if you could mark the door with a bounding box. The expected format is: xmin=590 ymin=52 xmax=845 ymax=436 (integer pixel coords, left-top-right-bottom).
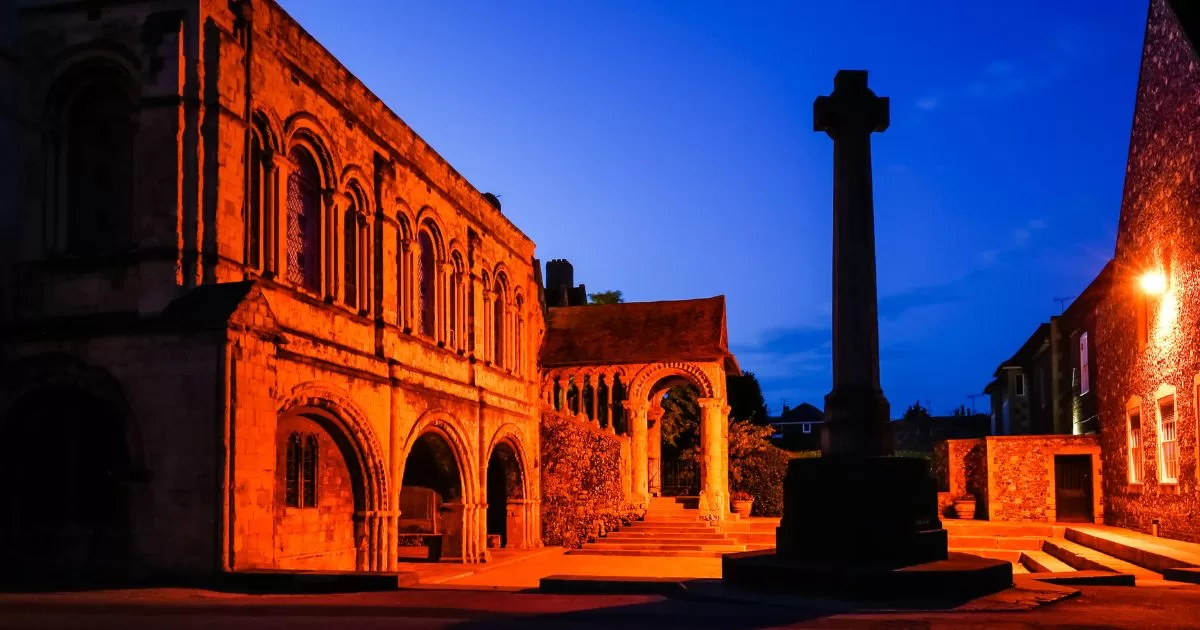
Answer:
xmin=1054 ymin=455 xmax=1094 ymax=523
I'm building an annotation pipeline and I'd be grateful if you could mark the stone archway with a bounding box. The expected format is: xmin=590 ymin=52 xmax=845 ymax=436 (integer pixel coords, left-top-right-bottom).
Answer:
xmin=484 ymin=428 xmax=533 ymax=550
xmin=0 ymin=384 xmax=134 ymax=588
xmin=399 ymin=416 xmax=477 ymax=562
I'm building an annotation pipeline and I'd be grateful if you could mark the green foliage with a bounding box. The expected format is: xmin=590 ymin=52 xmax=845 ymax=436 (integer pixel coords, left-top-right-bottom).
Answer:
xmin=659 ymin=384 xmax=699 ymax=458
xmin=587 ymin=290 xmax=624 ymax=305
xmin=727 ymin=371 xmax=769 ymax=425
xmin=726 ymin=420 xmax=790 ymax=517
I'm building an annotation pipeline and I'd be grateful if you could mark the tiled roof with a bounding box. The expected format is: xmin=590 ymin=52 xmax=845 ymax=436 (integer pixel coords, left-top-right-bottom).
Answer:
xmin=540 ymin=296 xmax=734 ymax=368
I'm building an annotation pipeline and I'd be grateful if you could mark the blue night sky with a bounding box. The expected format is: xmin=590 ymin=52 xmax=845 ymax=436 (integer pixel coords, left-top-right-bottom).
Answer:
xmin=278 ymin=0 xmax=1148 ymax=416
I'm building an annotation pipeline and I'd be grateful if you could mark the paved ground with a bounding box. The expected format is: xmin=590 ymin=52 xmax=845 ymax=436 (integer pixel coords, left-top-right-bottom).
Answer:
xmin=440 ymin=548 xmax=722 ymax=588
xmin=3 ymin=583 xmax=1200 ymax=628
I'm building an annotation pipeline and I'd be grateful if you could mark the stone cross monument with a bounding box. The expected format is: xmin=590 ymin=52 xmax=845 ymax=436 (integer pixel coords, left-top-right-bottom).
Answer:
xmin=722 ymin=71 xmax=1011 ymax=598
xmin=814 ymin=70 xmax=893 ymax=456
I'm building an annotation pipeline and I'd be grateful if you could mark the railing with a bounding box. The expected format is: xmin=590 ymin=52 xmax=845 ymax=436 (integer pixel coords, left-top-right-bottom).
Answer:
xmin=660 ymin=459 xmax=699 ymax=497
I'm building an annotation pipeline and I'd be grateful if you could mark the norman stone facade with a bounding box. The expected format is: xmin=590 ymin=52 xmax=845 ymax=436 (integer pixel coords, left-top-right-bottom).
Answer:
xmin=1096 ymin=0 xmax=1200 ymax=544
xmin=0 ymin=0 xmax=739 ymax=587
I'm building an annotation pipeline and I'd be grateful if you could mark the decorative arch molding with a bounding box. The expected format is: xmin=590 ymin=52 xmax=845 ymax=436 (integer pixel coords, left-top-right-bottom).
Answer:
xmin=282 ymin=113 xmax=340 ymax=184
xmin=401 ymin=409 xmax=478 ymax=504
xmin=277 ymin=382 xmax=389 ymax=512
xmin=630 ymin=362 xmax=716 ymax=402
xmin=251 ymin=108 xmax=283 ymax=152
xmin=339 ymin=167 xmax=372 ymax=209
xmin=394 ymin=199 xmax=415 ymax=232
xmin=485 ymin=422 xmax=532 ymax=500
xmin=39 ymin=44 xmax=141 ymax=107
xmin=0 ymin=353 xmax=146 ymax=473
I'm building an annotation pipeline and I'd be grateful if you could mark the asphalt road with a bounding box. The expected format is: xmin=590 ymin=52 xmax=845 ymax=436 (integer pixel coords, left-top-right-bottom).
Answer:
xmin=2 ymin=584 xmax=1199 ymax=629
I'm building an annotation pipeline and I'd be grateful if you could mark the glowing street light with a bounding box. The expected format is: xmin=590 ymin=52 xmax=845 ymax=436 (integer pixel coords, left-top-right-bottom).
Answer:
xmin=1140 ymin=271 xmax=1167 ymax=295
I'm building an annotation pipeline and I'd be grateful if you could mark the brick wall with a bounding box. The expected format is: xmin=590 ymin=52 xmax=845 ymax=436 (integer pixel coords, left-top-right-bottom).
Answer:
xmin=1096 ymin=0 xmax=1200 ymax=544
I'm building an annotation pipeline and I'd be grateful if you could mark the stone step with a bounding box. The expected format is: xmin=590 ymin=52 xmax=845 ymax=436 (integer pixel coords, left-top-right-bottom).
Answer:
xmin=1064 ymin=526 xmax=1200 ymax=574
xmin=727 ymin=532 xmax=775 ymax=545
xmin=578 ymin=542 xmax=745 ymax=552
xmin=1042 ymin=538 xmax=1158 ymax=581
xmin=1020 ymin=550 xmax=1076 ymax=574
xmin=627 ymin=520 xmax=715 ymax=528
xmin=942 ymin=522 xmax=1066 ymax=538
xmin=948 ymin=535 xmax=1045 ymax=551
xmin=596 ymin=535 xmax=734 ymax=545
xmin=642 ymin=515 xmax=707 ymax=523
xmin=1011 ymin=563 xmax=1030 ymax=575
xmin=567 ymin=548 xmax=738 ymax=558
xmin=721 ymin=520 xmax=779 ymax=534
xmin=947 ymin=547 xmax=1022 ymax=563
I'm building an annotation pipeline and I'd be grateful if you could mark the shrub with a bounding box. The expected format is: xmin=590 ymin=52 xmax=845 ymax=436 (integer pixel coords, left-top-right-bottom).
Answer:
xmin=540 ymin=410 xmax=627 ymax=548
xmin=727 ymin=420 xmax=790 ymax=517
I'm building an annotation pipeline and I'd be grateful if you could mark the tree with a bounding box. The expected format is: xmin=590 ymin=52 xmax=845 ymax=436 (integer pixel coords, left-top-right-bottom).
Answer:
xmin=902 ymin=401 xmax=931 ymax=422
xmin=727 ymin=371 xmax=769 ymax=425
xmin=952 ymin=404 xmax=972 ymax=417
xmin=658 ymin=384 xmax=700 ymax=459
xmin=588 ymin=290 xmax=623 ymax=305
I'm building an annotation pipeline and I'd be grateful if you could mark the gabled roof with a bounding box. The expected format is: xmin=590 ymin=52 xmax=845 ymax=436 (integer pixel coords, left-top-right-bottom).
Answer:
xmin=540 ymin=296 xmax=737 ymax=371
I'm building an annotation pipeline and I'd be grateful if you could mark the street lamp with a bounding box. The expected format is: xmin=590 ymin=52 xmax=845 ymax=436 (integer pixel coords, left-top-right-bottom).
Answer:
xmin=1140 ymin=270 xmax=1167 ymax=296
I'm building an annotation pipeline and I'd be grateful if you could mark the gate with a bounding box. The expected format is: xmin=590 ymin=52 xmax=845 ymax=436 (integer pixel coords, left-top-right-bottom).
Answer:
xmin=660 ymin=460 xmax=699 ymax=497
xmin=1054 ymin=455 xmax=1094 ymax=523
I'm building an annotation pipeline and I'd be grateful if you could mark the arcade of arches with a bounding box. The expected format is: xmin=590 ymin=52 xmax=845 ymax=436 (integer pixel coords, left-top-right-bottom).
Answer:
xmin=0 ymin=0 xmax=739 ymax=585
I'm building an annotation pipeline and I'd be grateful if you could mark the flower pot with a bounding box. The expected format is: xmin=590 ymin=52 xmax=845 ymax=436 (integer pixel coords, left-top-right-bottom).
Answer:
xmin=953 ymin=499 xmax=976 ymax=520
xmin=731 ymin=499 xmax=754 ymax=518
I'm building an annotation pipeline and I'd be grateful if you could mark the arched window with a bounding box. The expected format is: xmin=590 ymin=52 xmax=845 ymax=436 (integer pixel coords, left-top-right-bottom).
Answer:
xmin=396 ymin=219 xmax=411 ymax=330
xmin=515 ymin=294 xmax=525 ymax=372
xmin=285 ymin=431 xmax=319 ymax=508
xmin=55 ymin=67 xmax=136 ymax=255
xmin=493 ymin=280 xmax=506 ymax=367
xmin=418 ymin=231 xmax=436 ymax=337
xmin=286 ymin=148 xmax=322 ymax=291
xmin=246 ymin=120 xmax=274 ymax=272
xmin=450 ymin=253 xmax=464 ymax=349
xmin=343 ymin=197 xmax=359 ymax=309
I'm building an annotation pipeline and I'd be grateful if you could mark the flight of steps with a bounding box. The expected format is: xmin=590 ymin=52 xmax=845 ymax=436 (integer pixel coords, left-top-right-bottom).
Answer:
xmin=569 ymin=496 xmax=748 ymax=558
xmin=949 ymin=522 xmax=1200 ymax=585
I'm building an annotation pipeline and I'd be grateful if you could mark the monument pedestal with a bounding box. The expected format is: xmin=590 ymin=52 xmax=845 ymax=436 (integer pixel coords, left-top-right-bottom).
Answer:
xmin=723 ymin=456 xmax=1012 ymax=599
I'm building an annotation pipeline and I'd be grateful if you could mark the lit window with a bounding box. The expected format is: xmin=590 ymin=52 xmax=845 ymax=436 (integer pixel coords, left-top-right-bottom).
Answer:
xmin=343 ymin=199 xmax=359 ymax=309
xmin=287 ymin=148 xmax=322 ymax=291
xmin=1079 ymin=333 xmax=1090 ymax=394
xmin=418 ymin=231 xmax=436 ymax=337
xmin=1127 ymin=409 xmax=1143 ymax=484
xmin=802 ymin=423 xmax=812 ymax=434
xmin=1158 ymin=395 xmax=1178 ymax=483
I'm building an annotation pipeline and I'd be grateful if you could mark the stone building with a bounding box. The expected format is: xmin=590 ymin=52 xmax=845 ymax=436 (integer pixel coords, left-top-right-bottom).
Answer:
xmin=1095 ymin=0 xmax=1200 ymax=544
xmin=0 ymin=0 xmax=545 ymax=586
xmin=0 ymin=0 xmax=740 ymax=588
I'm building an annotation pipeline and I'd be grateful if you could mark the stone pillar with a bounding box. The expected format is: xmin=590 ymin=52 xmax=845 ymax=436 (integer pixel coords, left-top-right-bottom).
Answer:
xmin=605 ymin=377 xmax=616 ymax=434
xmin=439 ymin=501 xmax=467 ymax=562
xmin=626 ymin=402 xmax=649 ymax=509
xmin=506 ymin=499 xmax=529 ymax=549
xmin=648 ymin=417 xmax=662 ymax=497
xmin=698 ymin=398 xmax=728 ymax=521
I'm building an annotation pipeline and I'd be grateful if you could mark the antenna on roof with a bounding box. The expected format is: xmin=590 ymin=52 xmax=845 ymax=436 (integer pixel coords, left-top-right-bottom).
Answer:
xmin=1054 ymin=295 xmax=1078 ymax=315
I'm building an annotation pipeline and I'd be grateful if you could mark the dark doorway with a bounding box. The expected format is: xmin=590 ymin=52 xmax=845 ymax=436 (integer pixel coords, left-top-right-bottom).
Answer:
xmin=486 ymin=443 xmax=524 ymax=548
xmin=1054 ymin=455 xmax=1094 ymax=523
xmin=0 ymin=386 xmax=132 ymax=588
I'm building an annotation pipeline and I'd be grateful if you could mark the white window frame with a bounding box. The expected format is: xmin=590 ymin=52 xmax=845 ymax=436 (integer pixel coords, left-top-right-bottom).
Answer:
xmin=1126 ymin=398 xmax=1143 ymax=484
xmin=1079 ymin=332 xmax=1090 ymax=394
xmin=1157 ymin=389 xmax=1179 ymax=484
xmin=802 ymin=423 xmax=812 ymax=434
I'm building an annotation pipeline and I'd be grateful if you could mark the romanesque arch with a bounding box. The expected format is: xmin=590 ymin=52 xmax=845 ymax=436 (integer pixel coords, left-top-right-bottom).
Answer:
xmin=0 ymin=354 xmax=143 ymax=587
xmin=275 ymin=383 xmax=389 ymax=571
xmin=398 ymin=410 xmax=483 ymax=562
xmin=484 ymin=424 xmax=533 ymax=549
xmin=630 ymin=362 xmax=717 ymax=403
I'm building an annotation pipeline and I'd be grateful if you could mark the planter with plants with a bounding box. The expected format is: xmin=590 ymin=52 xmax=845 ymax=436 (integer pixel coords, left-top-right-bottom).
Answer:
xmin=730 ymin=490 xmax=755 ymax=517
xmin=952 ymin=495 xmax=976 ymax=520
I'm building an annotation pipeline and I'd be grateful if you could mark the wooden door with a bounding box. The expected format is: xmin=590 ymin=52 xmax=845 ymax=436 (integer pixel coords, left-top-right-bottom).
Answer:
xmin=1054 ymin=455 xmax=1094 ymax=523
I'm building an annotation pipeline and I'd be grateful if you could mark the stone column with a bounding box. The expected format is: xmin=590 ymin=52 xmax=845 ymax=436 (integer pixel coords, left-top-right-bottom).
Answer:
xmin=626 ymin=402 xmax=649 ymax=510
xmin=604 ymin=377 xmax=616 ymax=434
xmin=647 ymin=408 xmax=662 ymax=497
xmin=814 ymin=70 xmax=893 ymax=456
xmin=439 ymin=501 xmax=467 ymax=562
xmin=698 ymin=397 xmax=728 ymax=521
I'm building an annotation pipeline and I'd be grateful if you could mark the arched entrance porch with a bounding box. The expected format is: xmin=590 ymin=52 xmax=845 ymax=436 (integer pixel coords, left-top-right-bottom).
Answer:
xmin=485 ymin=432 xmax=535 ymax=550
xmin=399 ymin=420 xmax=478 ymax=562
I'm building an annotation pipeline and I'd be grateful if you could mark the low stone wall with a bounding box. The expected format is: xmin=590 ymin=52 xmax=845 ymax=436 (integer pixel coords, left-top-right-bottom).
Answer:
xmin=985 ymin=435 xmax=1102 ymax=522
xmin=540 ymin=409 xmax=632 ymax=548
xmin=936 ymin=435 xmax=1102 ymax=523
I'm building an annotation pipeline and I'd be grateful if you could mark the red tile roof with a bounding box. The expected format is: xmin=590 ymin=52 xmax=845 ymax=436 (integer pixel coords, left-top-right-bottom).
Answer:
xmin=540 ymin=296 xmax=736 ymax=370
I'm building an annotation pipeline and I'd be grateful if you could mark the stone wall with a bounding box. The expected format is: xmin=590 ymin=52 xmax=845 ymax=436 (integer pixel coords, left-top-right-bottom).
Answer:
xmin=540 ymin=409 xmax=630 ymax=549
xmin=1094 ymin=0 xmax=1200 ymax=545
xmin=985 ymin=435 xmax=1102 ymax=523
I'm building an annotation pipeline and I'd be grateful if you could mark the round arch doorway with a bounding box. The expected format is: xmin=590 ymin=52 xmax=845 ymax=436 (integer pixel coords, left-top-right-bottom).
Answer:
xmin=400 ymin=431 xmax=467 ymax=561
xmin=485 ymin=441 xmax=526 ymax=549
xmin=0 ymin=385 xmax=134 ymax=589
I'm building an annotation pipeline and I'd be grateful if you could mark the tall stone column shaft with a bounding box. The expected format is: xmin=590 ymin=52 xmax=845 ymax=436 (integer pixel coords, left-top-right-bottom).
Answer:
xmin=815 ymin=69 xmax=893 ymax=457
xmin=627 ymin=402 xmax=649 ymax=509
xmin=698 ymin=397 xmax=728 ymax=520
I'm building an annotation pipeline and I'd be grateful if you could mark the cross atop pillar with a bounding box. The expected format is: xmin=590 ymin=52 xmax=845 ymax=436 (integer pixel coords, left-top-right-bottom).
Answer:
xmin=815 ymin=69 xmax=892 ymax=457
xmin=814 ymin=70 xmax=889 ymax=139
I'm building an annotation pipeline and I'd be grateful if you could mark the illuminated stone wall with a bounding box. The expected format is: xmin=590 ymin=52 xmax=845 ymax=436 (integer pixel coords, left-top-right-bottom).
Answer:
xmin=1096 ymin=0 xmax=1200 ymax=543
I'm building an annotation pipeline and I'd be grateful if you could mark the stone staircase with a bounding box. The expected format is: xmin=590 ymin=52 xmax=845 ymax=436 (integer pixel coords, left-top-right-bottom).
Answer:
xmin=569 ymin=497 xmax=748 ymax=558
xmin=946 ymin=521 xmax=1200 ymax=585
